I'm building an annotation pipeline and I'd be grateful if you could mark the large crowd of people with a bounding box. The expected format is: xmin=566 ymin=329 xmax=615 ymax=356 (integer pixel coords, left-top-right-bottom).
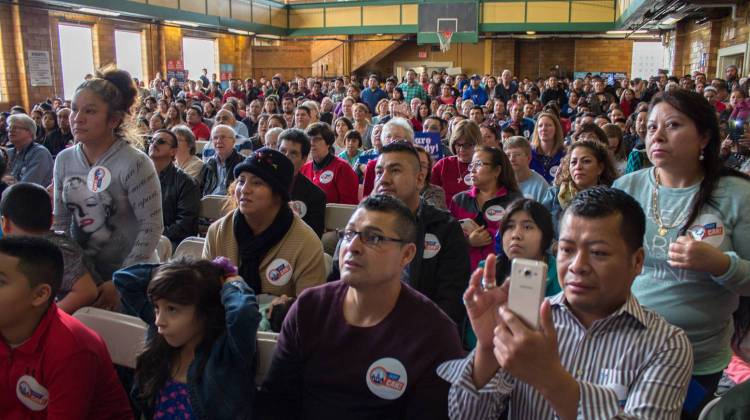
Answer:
xmin=0 ymin=62 xmax=749 ymax=419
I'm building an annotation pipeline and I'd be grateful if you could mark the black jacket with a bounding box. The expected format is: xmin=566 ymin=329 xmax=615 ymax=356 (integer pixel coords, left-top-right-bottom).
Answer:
xmin=290 ymin=174 xmax=326 ymax=238
xmin=159 ymin=163 xmax=201 ymax=245
xmin=329 ymin=200 xmax=470 ymax=326
xmin=200 ymin=150 xmax=243 ymax=196
xmin=42 ymin=129 xmax=73 ymax=157
xmin=541 ymin=88 xmax=566 ymax=107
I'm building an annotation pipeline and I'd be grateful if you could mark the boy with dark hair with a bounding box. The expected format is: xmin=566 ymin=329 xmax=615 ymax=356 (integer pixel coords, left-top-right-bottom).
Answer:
xmin=0 ymin=236 xmax=132 ymax=419
xmin=278 ymin=128 xmax=327 ymax=237
xmin=1 ymin=182 xmax=99 ymax=313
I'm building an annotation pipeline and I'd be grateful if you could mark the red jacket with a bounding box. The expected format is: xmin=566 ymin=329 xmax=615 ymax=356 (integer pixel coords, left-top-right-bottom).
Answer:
xmin=222 ymin=89 xmax=245 ymax=103
xmin=190 ymin=122 xmax=211 ymax=140
xmin=0 ymin=304 xmax=132 ymax=420
xmin=300 ymin=155 xmax=359 ymax=205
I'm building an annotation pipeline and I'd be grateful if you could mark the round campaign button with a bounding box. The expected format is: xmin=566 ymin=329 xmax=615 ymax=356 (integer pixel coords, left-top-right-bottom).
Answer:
xmin=423 ymin=233 xmax=441 ymax=259
xmin=266 ymin=258 xmax=294 ymax=286
xmin=87 ymin=166 xmax=111 ymax=193
xmin=319 ymin=170 xmax=334 ymax=184
xmin=687 ymin=213 xmax=725 ymax=247
xmin=290 ymin=200 xmax=308 ymax=218
xmin=485 ymin=205 xmax=505 ymax=222
xmin=16 ymin=375 xmax=48 ymax=411
xmin=366 ymin=357 xmax=408 ymax=400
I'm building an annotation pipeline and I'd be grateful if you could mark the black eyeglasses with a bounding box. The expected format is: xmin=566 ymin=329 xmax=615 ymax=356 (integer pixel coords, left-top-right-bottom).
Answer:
xmin=337 ymin=229 xmax=405 ymax=247
xmin=152 ymin=137 xmax=176 ymax=148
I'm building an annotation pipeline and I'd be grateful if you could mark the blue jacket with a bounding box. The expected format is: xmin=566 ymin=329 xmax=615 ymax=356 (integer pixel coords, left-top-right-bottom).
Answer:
xmin=462 ymin=86 xmax=489 ymax=106
xmin=114 ymin=263 xmax=261 ymax=420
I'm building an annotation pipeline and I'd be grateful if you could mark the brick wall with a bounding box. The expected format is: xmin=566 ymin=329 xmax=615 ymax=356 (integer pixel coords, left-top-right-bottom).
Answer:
xmin=669 ymin=2 xmax=750 ymax=79
xmin=672 ymin=20 xmax=715 ymax=76
xmin=491 ymin=39 xmax=515 ymax=76
xmin=574 ymin=39 xmax=633 ymax=75
xmin=252 ymin=44 xmax=311 ymax=80
xmin=0 ymin=4 xmax=20 ymax=109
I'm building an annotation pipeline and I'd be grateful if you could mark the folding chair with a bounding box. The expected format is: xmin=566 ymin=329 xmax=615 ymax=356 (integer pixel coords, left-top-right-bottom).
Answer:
xmin=156 ymin=235 xmax=173 ymax=262
xmin=73 ymin=307 xmax=148 ymax=369
xmin=199 ymin=195 xmax=230 ymax=235
xmin=173 ymin=236 xmax=205 ymax=259
xmin=324 ymin=203 xmax=357 ymax=232
xmin=196 ymin=140 xmax=209 ymax=156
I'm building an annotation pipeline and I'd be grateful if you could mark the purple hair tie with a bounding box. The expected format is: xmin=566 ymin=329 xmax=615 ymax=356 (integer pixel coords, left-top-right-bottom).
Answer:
xmin=211 ymin=257 xmax=238 ymax=276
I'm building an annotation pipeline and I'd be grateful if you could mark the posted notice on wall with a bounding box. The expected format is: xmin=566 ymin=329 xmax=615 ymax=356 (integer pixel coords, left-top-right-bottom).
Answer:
xmin=28 ymin=50 xmax=53 ymax=87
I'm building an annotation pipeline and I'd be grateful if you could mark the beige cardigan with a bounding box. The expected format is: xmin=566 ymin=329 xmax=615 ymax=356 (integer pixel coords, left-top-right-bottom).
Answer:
xmin=203 ymin=211 xmax=326 ymax=297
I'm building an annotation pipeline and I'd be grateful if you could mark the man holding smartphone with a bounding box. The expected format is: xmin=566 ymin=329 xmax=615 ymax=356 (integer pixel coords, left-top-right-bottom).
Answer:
xmin=438 ymin=187 xmax=693 ymax=419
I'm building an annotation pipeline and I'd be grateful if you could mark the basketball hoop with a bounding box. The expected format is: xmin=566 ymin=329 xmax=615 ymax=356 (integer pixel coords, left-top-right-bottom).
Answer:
xmin=437 ymin=31 xmax=453 ymax=52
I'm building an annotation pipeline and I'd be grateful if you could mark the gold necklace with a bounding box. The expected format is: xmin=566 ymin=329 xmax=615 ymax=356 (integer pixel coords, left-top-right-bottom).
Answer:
xmin=651 ymin=169 xmax=692 ymax=236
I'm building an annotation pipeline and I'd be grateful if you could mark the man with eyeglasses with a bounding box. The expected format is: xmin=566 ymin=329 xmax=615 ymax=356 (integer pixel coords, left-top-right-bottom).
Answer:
xmin=200 ymin=124 xmax=244 ymax=196
xmin=260 ymin=194 xmax=464 ymax=419
xmin=329 ymin=142 xmax=470 ymax=326
xmin=200 ymin=109 xmax=252 ymax=160
xmin=5 ymin=113 xmax=53 ymax=187
xmin=148 ymin=129 xmax=200 ymax=246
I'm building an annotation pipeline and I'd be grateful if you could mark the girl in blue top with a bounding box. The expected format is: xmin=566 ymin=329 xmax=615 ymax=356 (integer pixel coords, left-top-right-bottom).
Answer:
xmin=114 ymin=257 xmax=261 ymax=420
xmin=614 ymin=90 xmax=750 ymax=416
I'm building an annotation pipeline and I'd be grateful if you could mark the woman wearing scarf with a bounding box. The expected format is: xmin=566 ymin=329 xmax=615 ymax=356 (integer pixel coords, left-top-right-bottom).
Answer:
xmin=449 ymin=146 xmax=523 ymax=269
xmin=542 ymin=140 xmax=619 ymax=236
xmin=203 ymin=147 xmax=326 ymax=297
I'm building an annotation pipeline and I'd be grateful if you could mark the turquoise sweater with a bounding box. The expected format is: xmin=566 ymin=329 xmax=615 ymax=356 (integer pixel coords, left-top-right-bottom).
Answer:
xmin=614 ymin=168 xmax=750 ymax=374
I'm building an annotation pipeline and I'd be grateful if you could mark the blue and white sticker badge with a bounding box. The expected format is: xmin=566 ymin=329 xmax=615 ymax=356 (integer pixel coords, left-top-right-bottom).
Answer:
xmin=484 ymin=205 xmax=505 ymax=222
xmin=266 ymin=258 xmax=294 ymax=286
xmin=463 ymin=173 xmax=473 ymax=186
xmin=319 ymin=170 xmax=334 ymax=184
xmin=549 ymin=165 xmax=560 ymax=179
xmin=687 ymin=214 xmax=725 ymax=247
xmin=16 ymin=375 xmax=49 ymax=411
xmin=366 ymin=358 xmax=408 ymax=400
xmin=87 ymin=166 xmax=111 ymax=193
xmin=423 ymin=233 xmax=441 ymax=259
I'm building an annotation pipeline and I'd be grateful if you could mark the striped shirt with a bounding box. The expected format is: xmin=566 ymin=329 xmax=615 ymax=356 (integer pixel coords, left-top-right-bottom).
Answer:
xmin=437 ymin=293 xmax=693 ymax=419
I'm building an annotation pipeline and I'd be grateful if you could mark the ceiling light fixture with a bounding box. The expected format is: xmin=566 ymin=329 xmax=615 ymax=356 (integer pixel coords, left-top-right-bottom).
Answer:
xmin=165 ymin=20 xmax=200 ymax=28
xmin=77 ymin=7 xmax=121 ymax=17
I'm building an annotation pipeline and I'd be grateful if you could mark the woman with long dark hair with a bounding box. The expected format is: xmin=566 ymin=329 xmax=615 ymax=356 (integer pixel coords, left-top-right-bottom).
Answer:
xmin=114 ymin=257 xmax=260 ymax=419
xmin=614 ymin=90 xmax=750 ymax=417
xmin=543 ymin=139 xmax=618 ymax=235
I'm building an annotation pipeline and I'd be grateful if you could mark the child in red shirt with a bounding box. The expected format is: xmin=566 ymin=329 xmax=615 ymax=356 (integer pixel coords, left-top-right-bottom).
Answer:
xmin=0 ymin=237 xmax=132 ymax=420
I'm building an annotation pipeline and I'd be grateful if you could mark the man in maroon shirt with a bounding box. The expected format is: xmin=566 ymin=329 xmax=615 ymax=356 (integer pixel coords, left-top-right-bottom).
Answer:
xmin=0 ymin=237 xmax=132 ymax=420
xmin=261 ymin=195 xmax=464 ymax=419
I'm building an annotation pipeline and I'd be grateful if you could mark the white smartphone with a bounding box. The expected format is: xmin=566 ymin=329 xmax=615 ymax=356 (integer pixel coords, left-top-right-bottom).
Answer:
xmin=507 ymin=258 xmax=547 ymax=329
xmin=459 ymin=218 xmax=480 ymax=236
